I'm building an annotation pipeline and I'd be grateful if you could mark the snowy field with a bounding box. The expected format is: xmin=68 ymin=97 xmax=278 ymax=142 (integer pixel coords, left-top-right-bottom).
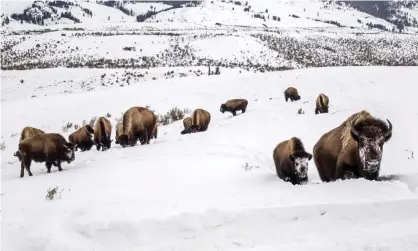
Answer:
xmin=2 ymin=66 xmax=418 ymax=251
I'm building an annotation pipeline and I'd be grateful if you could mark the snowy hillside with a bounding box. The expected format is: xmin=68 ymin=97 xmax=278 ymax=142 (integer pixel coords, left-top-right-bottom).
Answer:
xmin=2 ymin=66 xmax=418 ymax=251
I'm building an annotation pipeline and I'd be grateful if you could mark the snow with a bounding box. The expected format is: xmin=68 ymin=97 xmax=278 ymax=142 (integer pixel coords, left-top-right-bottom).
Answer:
xmin=2 ymin=66 xmax=418 ymax=251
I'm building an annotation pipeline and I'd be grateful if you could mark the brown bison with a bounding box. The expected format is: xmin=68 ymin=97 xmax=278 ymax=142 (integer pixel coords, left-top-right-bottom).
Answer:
xmin=273 ymin=137 xmax=312 ymax=185
xmin=313 ymin=110 xmax=393 ymax=182
xmin=315 ymin=93 xmax=329 ymax=114
xmin=181 ymin=109 xmax=211 ymax=134
xmin=68 ymin=125 xmax=95 ymax=151
xmin=115 ymin=120 xmax=123 ymax=145
xmin=18 ymin=126 xmax=45 ymax=142
xmin=220 ymin=98 xmax=248 ymax=116
xmin=93 ymin=117 xmax=113 ymax=151
xmin=284 ymin=87 xmax=301 ymax=102
xmin=117 ymin=106 xmax=157 ymax=147
xmin=182 ymin=117 xmax=192 ymax=132
xmin=14 ymin=133 xmax=76 ymax=178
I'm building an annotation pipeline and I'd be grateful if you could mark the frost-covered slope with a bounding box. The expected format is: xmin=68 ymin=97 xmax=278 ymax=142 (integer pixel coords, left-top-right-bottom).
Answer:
xmin=1 ymin=66 xmax=418 ymax=251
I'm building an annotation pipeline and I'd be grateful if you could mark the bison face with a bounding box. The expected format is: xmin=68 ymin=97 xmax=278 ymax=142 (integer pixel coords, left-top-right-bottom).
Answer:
xmin=181 ymin=128 xmax=192 ymax=135
xmin=290 ymin=152 xmax=312 ymax=183
xmin=351 ymin=119 xmax=392 ymax=179
xmin=117 ymin=134 xmax=130 ymax=147
xmin=64 ymin=143 xmax=76 ymax=163
xmin=220 ymin=104 xmax=226 ymax=113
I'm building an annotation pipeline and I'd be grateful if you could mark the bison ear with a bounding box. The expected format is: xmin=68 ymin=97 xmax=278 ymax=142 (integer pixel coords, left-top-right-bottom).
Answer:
xmin=289 ymin=154 xmax=296 ymax=162
xmin=307 ymin=153 xmax=312 ymax=161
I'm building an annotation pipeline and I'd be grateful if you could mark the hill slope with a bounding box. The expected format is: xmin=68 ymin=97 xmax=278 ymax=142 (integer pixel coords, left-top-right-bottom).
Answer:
xmin=1 ymin=66 xmax=418 ymax=251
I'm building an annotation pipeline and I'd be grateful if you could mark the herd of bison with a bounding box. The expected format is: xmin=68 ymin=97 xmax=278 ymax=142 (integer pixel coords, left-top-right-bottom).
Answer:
xmin=13 ymin=86 xmax=393 ymax=185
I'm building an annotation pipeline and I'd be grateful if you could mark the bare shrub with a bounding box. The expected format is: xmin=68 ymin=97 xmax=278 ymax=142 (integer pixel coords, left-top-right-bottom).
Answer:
xmin=157 ymin=107 xmax=192 ymax=125
xmin=62 ymin=122 xmax=73 ymax=132
xmin=45 ymin=186 xmax=63 ymax=200
xmin=0 ymin=141 xmax=6 ymax=151
xmin=242 ymin=162 xmax=260 ymax=171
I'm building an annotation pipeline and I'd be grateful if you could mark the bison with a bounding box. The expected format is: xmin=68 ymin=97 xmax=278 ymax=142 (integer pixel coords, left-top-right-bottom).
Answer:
xmin=181 ymin=109 xmax=211 ymax=134
xmin=220 ymin=98 xmax=248 ymax=116
xmin=182 ymin=117 xmax=192 ymax=132
xmin=313 ymin=110 xmax=393 ymax=182
xmin=93 ymin=117 xmax=113 ymax=151
xmin=18 ymin=126 xmax=45 ymax=142
xmin=284 ymin=87 xmax=301 ymax=102
xmin=117 ymin=106 xmax=157 ymax=147
xmin=273 ymin=137 xmax=312 ymax=185
xmin=14 ymin=133 xmax=76 ymax=178
xmin=68 ymin=125 xmax=95 ymax=152
xmin=115 ymin=120 xmax=123 ymax=145
xmin=315 ymin=93 xmax=329 ymax=114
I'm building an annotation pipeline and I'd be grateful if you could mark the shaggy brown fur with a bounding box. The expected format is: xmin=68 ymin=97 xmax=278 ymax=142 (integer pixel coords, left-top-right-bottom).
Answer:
xmin=94 ymin=117 xmax=113 ymax=151
xmin=183 ymin=117 xmax=192 ymax=130
xmin=115 ymin=120 xmax=123 ymax=145
xmin=313 ymin=110 xmax=393 ymax=182
xmin=315 ymin=93 xmax=329 ymax=114
xmin=181 ymin=109 xmax=211 ymax=134
xmin=273 ymin=137 xmax=312 ymax=185
xmin=220 ymin=99 xmax=248 ymax=116
xmin=284 ymin=87 xmax=301 ymax=102
xmin=68 ymin=125 xmax=94 ymax=152
xmin=19 ymin=126 xmax=45 ymax=142
xmin=117 ymin=106 xmax=157 ymax=147
xmin=14 ymin=133 xmax=75 ymax=178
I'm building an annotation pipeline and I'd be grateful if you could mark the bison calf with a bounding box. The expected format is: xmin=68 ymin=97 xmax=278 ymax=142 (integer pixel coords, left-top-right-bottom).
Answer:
xmin=284 ymin=87 xmax=301 ymax=102
xmin=313 ymin=110 xmax=392 ymax=182
xmin=315 ymin=93 xmax=329 ymax=114
xmin=181 ymin=109 xmax=211 ymax=134
xmin=68 ymin=125 xmax=94 ymax=151
xmin=14 ymin=133 xmax=76 ymax=178
xmin=115 ymin=120 xmax=123 ymax=145
xmin=94 ymin=117 xmax=113 ymax=151
xmin=273 ymin=137 xmax=312 ymax=185
xmin=220 ymin=99 xmax=248 ymax=116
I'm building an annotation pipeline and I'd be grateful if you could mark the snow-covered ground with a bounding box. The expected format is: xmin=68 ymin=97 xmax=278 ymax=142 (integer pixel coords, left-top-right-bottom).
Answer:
xmin=2 ymin=66 xmax=418 ymax=251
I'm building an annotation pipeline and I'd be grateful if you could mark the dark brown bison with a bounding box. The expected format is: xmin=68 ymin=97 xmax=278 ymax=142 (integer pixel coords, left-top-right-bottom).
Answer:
xmin=117 ymin=106 xmax=157 ymax=147
xmin=313 ymin=110 xmax=393 ymax=182
xmin=115 ymin=120 xmax=123 ymax=145
xmin=315 ymin=93 xmax=329 ymax=114
xmin=284 ymin=87 xmax=301 ymax=102
xmin=18 ymin=126 xmax=45 ymax=142
xmin=220 ymin=99 xmax=248 ymax=116
xmin=68 ymin=125 xmax=94 ymax=152
xmin=14 ymin=133 xmax=76 ymax=178
xmin=93 ymin=117 xmax=113 ymax=151
xmin=273 ymin=137 xmax=312 ymax=185
xmin=181 ymin=109 xmax=211 ymax=134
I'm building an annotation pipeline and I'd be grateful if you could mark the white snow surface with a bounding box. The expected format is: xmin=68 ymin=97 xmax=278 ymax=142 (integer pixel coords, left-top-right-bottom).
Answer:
xmin=2 ymin=66 xmax=418 ymax=251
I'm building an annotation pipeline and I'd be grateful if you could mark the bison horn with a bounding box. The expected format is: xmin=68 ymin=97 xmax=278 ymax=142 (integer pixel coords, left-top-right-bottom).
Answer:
xmin=350 ymin=119 xmax=360 ymax=139
xmin=384 ymin=119 xmax=393 ymax=137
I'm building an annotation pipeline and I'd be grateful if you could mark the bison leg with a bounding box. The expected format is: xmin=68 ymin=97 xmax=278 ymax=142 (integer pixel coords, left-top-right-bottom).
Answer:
xmin=315 ymin=108 xmax=319 ymax=114
xmin=232 ymin=110 xmax=237 ymax=116
xmin=96 ymin=144 xmax=101 ymax=151
xmin=242 ymin=108 xmax=246 ymax=113
xmin=285 ymin=96 xmax=288 ymax=102
xmin=336 ymin=159 xmax=357 ymax=181
xmin=56 ymin=161 xmax=63 ymax=172
xmin=46 ymin=162 xmax=52 ymax=173
xmin=20 ymin=158 xmax=33 ymax=178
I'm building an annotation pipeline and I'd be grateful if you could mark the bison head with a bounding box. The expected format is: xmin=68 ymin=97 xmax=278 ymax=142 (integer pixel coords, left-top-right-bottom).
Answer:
xmin=101 ymin=137 xmax=113 ymax=151
xmin=289 ymin=151 xmax=312 ymax=184
xmin=350 ymin=118 xmax=392 ymax=179
xmin=294 ymin=95 xmax=301 ymax=101
xmin=64 ymin=143 xmax=76 ymax=163
xmin=117 ymin=134 xmax=132 ymax=148
xmin=220 ymin=104 xmax=226 ymax=113
xmin=181 ymin=127 xmax=192 ymax=135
